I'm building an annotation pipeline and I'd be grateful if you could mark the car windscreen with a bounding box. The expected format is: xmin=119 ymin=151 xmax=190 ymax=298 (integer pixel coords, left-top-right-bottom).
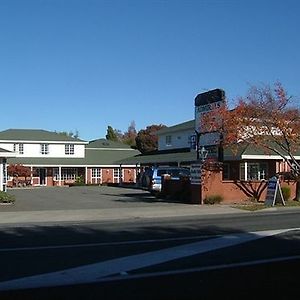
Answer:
xmin=157 ymin=168 xmax=190 ymax=177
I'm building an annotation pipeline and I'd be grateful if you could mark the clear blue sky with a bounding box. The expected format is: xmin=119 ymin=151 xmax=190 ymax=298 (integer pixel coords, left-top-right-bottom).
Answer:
xmin=1 ymin=0 xmax=299 ymax=141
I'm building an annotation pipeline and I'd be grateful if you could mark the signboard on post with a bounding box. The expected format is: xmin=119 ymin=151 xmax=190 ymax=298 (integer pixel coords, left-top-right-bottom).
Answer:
xmin=190 ymin=163 xmax=202 ymax=185
xmin=194 ymin=88 xmax=226 ymax=135
xmin=265 ymin=176 xmax=286 ymax=207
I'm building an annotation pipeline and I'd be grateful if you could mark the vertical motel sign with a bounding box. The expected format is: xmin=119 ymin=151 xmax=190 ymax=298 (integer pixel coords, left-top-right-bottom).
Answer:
xmin=195 ymin=89 xmax=225 ymax=160
xmin=194 ymin=88 xmax=226 ymax=134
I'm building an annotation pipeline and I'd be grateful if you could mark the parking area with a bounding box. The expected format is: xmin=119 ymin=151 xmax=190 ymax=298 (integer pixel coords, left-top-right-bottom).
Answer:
xmin=1 ymin=186 xmax=173 ymax=212
xmin=0 ymin=186 xmax=245 ymax=225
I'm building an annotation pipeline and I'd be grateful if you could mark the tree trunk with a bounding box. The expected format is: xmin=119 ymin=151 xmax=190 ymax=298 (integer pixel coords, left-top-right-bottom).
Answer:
xmin=296 ymin=180 xmax=300 ymax=201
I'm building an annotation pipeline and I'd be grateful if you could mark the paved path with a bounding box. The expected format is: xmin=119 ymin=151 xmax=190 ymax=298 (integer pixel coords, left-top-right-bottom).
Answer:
xmin=0 ymin=205 xmax=246 ymax=225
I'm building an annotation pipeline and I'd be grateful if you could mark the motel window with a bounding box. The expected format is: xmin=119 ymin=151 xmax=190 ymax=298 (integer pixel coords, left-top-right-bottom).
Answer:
xmin=113 ymin=168 xmax=120 ymax=179
xmin=19 ymin=143 xmax=24 ymax=154
xmin=240 ymin=162 xmax=268 ymax=181
xmin=166 ymin=135 xmax=172 ymax=146
xmin=53 ymin=168 xmax=77 ymax=181
xmin=113 ymin=168 xmax=123 ymax=183
xmin=41 ymin=144 xmax=49 ymax=155
xmin=53 ymin=168 xmax=59 ymax=180
xmin=65 ymin=144 xmax=75 ymax=155
xmin=92 ymin=168 xmax=102 ymax=179
xmin=61 ymin=168 xmax=77 ymax=181
xmin=13 ymin=143 xmax=24 ymax=154
xmin=189 ymin=135 xmax=197 ymax=150
xmin=2 ymin=160 xmax=7 ymax=184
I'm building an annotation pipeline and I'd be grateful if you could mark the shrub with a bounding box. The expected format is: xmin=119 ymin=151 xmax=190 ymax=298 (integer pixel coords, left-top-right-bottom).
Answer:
xmin=204 ymin=194 xmax=223 ymax=205
xmin=0 ymin=191 xmax=16 ymax=204
xmin=281 ymin=186 xmax=291 ymax=201
xmin=75 ymin=175 xmax=84 ymax=184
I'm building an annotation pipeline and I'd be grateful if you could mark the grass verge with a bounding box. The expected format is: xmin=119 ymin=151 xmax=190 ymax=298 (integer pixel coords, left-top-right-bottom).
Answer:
xmin=233 ymin=200 xmax=300 ymax=211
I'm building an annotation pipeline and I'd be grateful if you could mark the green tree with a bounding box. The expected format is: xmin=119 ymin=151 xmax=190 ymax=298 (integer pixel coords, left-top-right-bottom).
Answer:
xmin=135 ymin=124 xmax=166 ymax=154
xmin=105 ymin=126 xmax=119 ymax=141
xmin=57 ymin=130 xmax=79 ymax=139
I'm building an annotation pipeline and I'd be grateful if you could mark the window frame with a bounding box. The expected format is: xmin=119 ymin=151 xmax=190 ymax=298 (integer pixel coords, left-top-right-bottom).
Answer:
xmin=240 ymin=162 xmax=268 ymax=181
xmin=91 ymin=168 xmax=102 ymax=179
xmin=13 ymin=143 xmax=24 ymax=154
xmin=65 ymin=144 xmax=75 ymax=155
xmin=40 ymin=144 xmax=49 ymax=155
xmin=165 ymin=135 xmax=172 ymax=146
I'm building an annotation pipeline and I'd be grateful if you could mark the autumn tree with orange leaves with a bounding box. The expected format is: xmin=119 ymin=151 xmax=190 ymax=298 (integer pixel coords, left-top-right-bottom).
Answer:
xmin=201 ymin=83 xmax=300 ymax=200
xmin=7 ymin=164 xmax=31 ymax=186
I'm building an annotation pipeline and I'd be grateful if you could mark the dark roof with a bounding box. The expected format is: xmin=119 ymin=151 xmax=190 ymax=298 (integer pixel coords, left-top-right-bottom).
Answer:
xmin=0 ymin=129 xmax=87 ymax=143
xmin=118 ymin=150 xmax=197 ymax=165
xmin=157 ymin=120 xmax=195 ymax=135
xmin=224 ymin=142 xmax=300 ymax=160
xmin=87 ymin=139 xmax=134 ymax=149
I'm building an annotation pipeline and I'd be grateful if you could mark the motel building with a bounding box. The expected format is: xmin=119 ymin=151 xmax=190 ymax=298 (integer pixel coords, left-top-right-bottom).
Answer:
xmin=120 ymin=89 xmax=299 ymax=203
xmin=0 ymin=129 xmax=140 ymax=188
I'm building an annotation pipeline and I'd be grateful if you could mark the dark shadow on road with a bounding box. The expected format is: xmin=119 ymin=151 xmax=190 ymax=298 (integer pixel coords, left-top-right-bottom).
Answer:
xmin=0 ymin=215 xmax=299 ymax=299
xmin=101 ymin=192 xmax=187 ymax=204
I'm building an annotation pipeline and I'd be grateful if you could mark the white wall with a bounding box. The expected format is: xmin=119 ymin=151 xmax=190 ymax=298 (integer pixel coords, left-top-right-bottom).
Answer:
xmin=157 ymin=129 xmax=221 ymax=151
xmin=0 ymin=143 xmax=14 ymax=152
xmin=0 ymin=143 xmax=85 ymax=158
xmin=158 ymin=129 xmax=194 ymax=151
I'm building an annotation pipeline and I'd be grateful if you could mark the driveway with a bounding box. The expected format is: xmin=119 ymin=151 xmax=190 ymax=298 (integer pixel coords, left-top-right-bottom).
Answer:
xmin=1 ymin=186 xmax=167 ymax=212
xmin=0 ymin=186 xmax=245 ymax=225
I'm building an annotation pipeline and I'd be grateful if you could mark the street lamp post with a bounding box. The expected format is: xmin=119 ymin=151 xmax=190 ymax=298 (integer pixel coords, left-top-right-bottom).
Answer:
xmin=199 ymin=146 xmax=208 ymax=163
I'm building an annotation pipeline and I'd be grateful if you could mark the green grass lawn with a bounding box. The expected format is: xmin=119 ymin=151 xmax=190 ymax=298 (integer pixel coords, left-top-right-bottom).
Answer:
xmin=233 ymin=200 xmax=300 ymax=211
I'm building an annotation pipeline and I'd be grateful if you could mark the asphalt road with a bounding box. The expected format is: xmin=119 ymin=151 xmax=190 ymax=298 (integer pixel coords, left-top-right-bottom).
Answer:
xmin=0 ymin=211 xmax=299 ymax=299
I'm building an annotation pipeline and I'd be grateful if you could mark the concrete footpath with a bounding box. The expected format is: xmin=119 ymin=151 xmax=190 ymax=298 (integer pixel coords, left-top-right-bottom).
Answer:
xmin=0 ymin=204 xmax=248 ymax=225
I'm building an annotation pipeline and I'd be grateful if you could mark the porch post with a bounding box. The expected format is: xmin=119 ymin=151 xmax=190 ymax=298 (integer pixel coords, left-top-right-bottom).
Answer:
xmin=244 ymin=161 xmax=248 ymax=181
xmin=119 ymin=164 xmax=122 ymax=185
xmin=59 ymin=166 xmax=62 ymax=186
xmin=85 ymin=167 xmax=88 ymax=184
xmin=30 ymin=166 xmax=33 ymax=185
xmin=0 ymin=159 xmax=3 ymax=192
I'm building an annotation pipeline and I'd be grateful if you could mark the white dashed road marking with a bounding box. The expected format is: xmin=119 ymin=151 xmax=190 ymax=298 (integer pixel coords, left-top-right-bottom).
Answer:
xmin=0 ymin=228 xmax=296 ymax=291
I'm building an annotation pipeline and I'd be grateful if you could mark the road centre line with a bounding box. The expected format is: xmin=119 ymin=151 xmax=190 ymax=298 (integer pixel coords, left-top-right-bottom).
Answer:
xmin=101 ymin=254 xmax=300 ymax=283
xmin=0 ymin=228 xmax=296 ymax=291
xmin=0 ymin=234 xmax=222 ymax=252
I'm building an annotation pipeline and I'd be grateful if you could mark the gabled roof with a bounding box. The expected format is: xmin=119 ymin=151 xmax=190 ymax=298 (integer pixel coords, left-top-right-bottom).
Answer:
xmin=157 ymin=120 xmax=195 ymax=135
xmin=87 ymin=139 xmax=135 ymax=150
xmin=0 ymin=129 xmax=87 ymax=143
